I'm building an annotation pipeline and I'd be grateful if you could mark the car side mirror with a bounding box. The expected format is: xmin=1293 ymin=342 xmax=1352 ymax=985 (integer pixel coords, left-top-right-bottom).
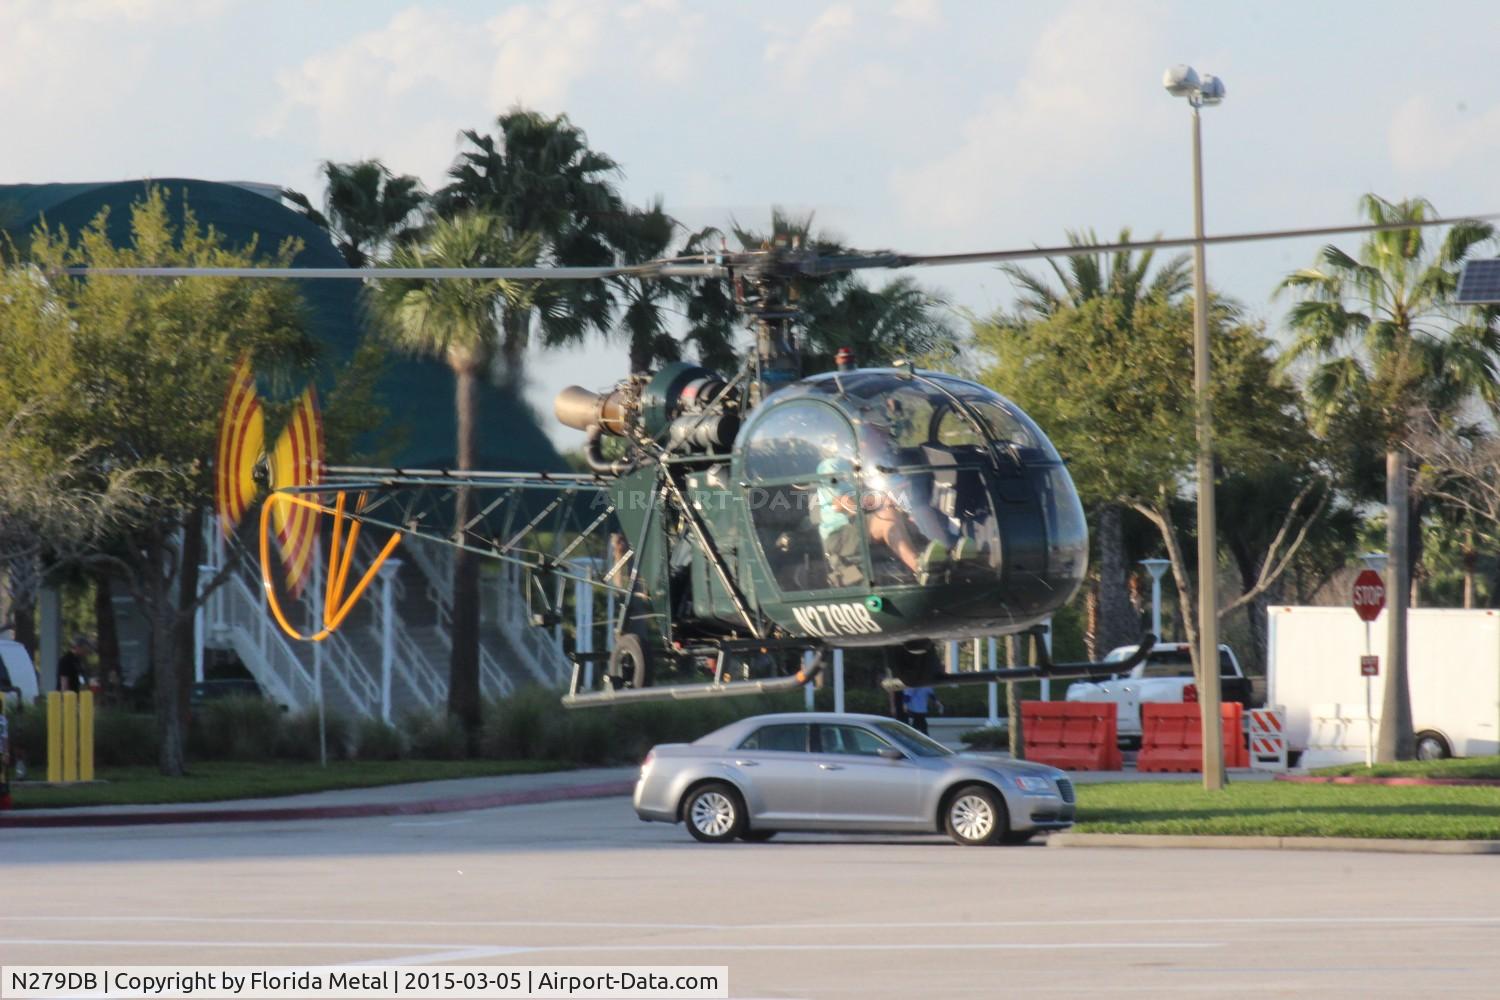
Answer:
xmin=878 ymin=747 xmax=905 ymax=760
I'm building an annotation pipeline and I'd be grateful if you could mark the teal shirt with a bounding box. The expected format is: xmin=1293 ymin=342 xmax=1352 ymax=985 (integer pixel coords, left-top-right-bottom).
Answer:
xmin=816 ymin=457 xmax=855 ymax=539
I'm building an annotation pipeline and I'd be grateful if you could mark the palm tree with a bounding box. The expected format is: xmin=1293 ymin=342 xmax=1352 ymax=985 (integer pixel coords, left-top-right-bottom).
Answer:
xmin=681 ymin=209 xmax=959 ymax=374
xmin=1280 ymin=194 xmax=1498 ymax=760
xmin=436 ymin=108 xmax=623 ymax=378
xmin=284 ymin=160 xmax=426 ymax=267
xmin=606 ymin=199 xmax=686 ymax=372
xmin=367 ymin=213 xmax=539 ymax=734
xmin=997 ymin=230 xmax=1190 ymax=658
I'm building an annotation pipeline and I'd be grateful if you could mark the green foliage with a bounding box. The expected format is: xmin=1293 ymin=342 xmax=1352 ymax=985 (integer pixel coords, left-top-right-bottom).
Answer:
xmin=94 ymin=709 xmax=159 ymax=767
xmin=353 ymin=717 xmax=409 ymax=762
xmin=479 ymin=687 xmax=805 ymax=765
xmin=369 ymin=212 xmax=541 ymax=374
xmin=976 ymin=295 xmax=1307 ymax=508
xmin=188 ymin=697 xmax=284 ymax=762
xmin=959 ymin=726 xmax=1007 ymax=750
xmin=10 ymin=759 xmax=567 ymax=809
xmin=284 ymin=159 xmax=426 ymax=268
xmin=1280 ymin=194 xmax=1500 ymax=451
xmin=274 ymin=709 xmax=351 ymax=762
xmin=7 ymin=189 xmax=314 ymax=514
xmin=1075 ymin=781 xmax=1500 ymax=839
xmin=403 ymin=708 xmax=471 ymax=760
xmin=1312 ymin=755 xmax=1500 ymax=779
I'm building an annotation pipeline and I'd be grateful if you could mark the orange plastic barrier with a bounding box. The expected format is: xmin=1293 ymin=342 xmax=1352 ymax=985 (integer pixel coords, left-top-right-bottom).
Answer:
xmin=1021 ymin=702 xmax=1121 ymax=770
xmin=1137 ymin=702 xmax=1248 ymax=772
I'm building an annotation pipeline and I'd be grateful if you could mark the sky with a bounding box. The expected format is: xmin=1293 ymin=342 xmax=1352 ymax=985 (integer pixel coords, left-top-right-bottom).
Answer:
xmin=5 ymin=0 xmax=1499 ymax=446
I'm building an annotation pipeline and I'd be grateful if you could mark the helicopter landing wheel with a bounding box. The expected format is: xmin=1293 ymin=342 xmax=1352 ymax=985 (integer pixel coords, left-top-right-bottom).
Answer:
xmin=609 ymin=633 xmax=650 ymax=689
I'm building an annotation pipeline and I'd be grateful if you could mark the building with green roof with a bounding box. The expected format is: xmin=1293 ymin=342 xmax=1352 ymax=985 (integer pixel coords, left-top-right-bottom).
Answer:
xmin=0 ymin=178 xmax=565 ymax=473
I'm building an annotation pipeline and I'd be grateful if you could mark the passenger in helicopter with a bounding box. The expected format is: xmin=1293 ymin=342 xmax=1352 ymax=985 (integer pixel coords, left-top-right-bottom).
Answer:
xmin=815 ymin=406 xmax=972 ymax=585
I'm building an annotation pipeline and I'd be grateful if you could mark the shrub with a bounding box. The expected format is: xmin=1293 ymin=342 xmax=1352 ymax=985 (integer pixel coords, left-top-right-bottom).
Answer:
xmin=5 ymin=705 xmax=48 ymax=773
xmin=189 ymin=697 xmax=282 ymax=761
xmin=274 ymin=708 xmax=350 ymax=761
xmin=481 ymin=686 xmax=554 ymax=760
xmin=480 ymin=689 xmax=806 ymax=765
xmin=404 ymin=709 xmax=469 ymax=760
xmin=960 ymin=726 xmax=1008 ymax=750
xmin=94 ymin=709 xmax=160 ymax=766
xmin=354 ymin=717 xmax=408 ymax=761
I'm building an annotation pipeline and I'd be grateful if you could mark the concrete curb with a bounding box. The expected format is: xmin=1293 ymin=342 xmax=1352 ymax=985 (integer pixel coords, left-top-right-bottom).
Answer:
xmin=0 ymin=780 xmax=635 ymax=829
xmin=1048 ymin=832 xmax=1500 ymax=854
xmin=1275 ymin=774 xmax=1500 ymax=787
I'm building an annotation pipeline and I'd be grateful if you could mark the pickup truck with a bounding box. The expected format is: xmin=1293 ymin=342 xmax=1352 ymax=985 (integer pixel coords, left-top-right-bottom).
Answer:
xmin=1065 ymin=642 xmax=1254 ymax=745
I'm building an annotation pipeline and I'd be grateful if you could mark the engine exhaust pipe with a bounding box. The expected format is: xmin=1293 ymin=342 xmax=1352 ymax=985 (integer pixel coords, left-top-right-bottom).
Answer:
xmin=555 ymin=385 xmax=629 ymax=436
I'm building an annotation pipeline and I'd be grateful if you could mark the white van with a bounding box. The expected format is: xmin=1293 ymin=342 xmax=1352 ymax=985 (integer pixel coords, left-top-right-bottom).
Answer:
xmin=0 ymin=639 xmax=40 ymax=706
xmin=1268 ymin=606 xmax=1500 ymax=763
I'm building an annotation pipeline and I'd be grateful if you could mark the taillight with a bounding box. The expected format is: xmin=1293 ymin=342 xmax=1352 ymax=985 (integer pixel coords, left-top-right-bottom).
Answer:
xmin=641 ymin=750 xmax=655 ymax=769
xmin=1182 ymin=683 xmax=1198 ymax=703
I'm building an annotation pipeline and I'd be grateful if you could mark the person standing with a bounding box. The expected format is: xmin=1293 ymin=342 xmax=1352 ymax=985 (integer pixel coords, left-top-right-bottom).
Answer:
xmin=56 ymin=635 xmax=92 ymax=692
xmin=905 ymin=685 xmax=942 ymax=735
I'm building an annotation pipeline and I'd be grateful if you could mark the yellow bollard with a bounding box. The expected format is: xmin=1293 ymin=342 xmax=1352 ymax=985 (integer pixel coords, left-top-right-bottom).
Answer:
xmin=79 ymin=690 xmax=95 ymax=782
xmin=61 ymin=691 xmax=78 ymax=783
xmin=46 ymin=692 xmax=62 ymax=783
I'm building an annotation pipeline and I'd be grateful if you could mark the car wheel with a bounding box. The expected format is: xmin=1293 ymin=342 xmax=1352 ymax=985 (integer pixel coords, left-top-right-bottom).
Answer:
xmin=944 ymin=784 xmax=1007 ymax=846
xmin=738 ymin=829 xmax=776 ymax=842
xmin=684 ymin=783 xmax=745 ymax=843
xmin=1001 ymin=830 xmax=1037 ymax=845
xmin=609 ymin=633 xmax=649 ymax=689
xmin=1415 ymin=731 xmax=1451 ymax=761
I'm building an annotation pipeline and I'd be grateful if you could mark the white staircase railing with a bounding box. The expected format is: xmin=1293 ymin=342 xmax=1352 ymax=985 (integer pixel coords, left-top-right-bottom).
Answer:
xmin=352 ymin=530 xmax=449 ymax=711
xmin=404 ymin=537 xmax=553 ymax=691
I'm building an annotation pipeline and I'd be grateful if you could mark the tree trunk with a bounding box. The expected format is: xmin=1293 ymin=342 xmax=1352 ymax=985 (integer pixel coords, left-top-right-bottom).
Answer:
xmin=1407 ymin=494 xmax=1425 ymax=609
xmin=173 ymin=508 xmax=204 ymax=719
xmin=1378 ymin=450 xmax=1414 ymax=762
xmin=1005 ymin=635 xmax=1023 ymax=759
xmin=93 ymin=569 xmax=121 ymax=689
xmin=1228 ymin=540 xmax=1267 ymax=674
xmin=145 ymin=531 xmax=186 ymax=776
xmin=1095 ymin=504 xmax=1136 ymax=654
xmin=448 ymin=364 xmax=483 ymax=737
xmin=1083 ymin=578 xmax=1100 ymax=660
xmin=498 ymin=310 xmax=529 ymax=388
xmin=1462 ymin=528 xmax=1475 ymax=609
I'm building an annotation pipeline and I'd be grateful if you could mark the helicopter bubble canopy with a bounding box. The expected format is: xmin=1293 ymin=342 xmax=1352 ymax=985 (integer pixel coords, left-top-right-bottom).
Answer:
xmin=735 ymin=369 xmax=1088 ymax=637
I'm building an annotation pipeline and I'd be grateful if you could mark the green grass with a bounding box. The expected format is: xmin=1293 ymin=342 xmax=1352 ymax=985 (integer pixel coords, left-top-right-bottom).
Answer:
xmin=1309 ymin=755 xmax=1500 ymax=780
xmin=1074 ymin=781 xmax=1500 ymax=840
xmin=10 ymin=759 xmax=572 ymax=810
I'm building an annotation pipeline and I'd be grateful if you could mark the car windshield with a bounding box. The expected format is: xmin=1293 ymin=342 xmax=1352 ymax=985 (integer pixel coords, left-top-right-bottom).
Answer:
xmin=873 ymin=720 xmax=953 ymax=757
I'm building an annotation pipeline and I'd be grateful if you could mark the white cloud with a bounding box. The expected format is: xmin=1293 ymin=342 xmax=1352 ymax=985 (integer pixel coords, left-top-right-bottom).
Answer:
xmin=764 ymin=3 xmax=856 ymax=82
xmin=889 ymin=0 xmax=1168 ymax=235
xmin=890 ymin=0 xmax=942 ymax=24
xmin=261 ymin=0 xmax=707 ymax=186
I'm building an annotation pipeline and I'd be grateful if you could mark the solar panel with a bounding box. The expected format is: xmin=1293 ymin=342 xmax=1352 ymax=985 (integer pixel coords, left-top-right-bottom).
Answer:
xmin=1457 ymin=259 xmax=1500 ymax=304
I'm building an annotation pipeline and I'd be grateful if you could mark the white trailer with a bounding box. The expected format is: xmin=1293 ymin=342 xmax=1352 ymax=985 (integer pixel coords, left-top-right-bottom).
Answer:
xmin=1267 ymin=606 xmax=1500 ymax=765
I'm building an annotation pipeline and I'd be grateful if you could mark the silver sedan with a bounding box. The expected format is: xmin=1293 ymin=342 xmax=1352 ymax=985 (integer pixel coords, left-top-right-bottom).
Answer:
xmin=633 ymin=712 xmax=1075 ymax=846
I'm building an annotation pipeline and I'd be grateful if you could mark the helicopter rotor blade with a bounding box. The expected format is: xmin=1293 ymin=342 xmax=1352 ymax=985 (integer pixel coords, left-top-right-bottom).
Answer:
xmin=884 ymin=212 xmax=1500 ymax=269
xmin=55 ymin=211 xmax=1499 ymax=281
xmin=60 ymin=261 xmax=728 ymax=281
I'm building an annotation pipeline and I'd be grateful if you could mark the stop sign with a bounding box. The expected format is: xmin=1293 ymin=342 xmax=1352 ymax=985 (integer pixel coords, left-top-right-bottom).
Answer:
xmin=1353 ymin=569 xmax=1386 ymax=622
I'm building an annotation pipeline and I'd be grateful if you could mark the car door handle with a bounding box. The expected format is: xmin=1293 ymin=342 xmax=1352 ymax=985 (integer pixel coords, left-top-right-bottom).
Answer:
xmin=734 ymin=760 xmax=760 ymax=767
xmin=819 ymin=763 xmax=844 ymax=770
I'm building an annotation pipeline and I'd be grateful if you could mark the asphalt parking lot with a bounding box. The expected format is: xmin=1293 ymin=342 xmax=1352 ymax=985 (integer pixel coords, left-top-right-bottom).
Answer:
xmin=4 ymin=796 xmax=1499 ymax=998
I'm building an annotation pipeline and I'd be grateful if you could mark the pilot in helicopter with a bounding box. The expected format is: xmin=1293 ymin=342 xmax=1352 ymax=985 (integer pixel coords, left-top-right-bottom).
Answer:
xmin=814 ymin=399 xmax=978 ymax=585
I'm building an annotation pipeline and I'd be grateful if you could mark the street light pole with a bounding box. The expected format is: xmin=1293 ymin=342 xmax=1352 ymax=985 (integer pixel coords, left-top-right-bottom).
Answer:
xmin=1165 ymin=64 xmax=1227 ymax=790
xmin=1140 ymin=558 xmax=1171 ymax=639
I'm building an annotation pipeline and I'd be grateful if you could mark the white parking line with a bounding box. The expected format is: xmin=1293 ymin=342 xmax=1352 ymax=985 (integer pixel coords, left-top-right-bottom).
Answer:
xmin=7 ymin=914 xmax=1500 ymax=931
xmin=0 ymin=937 xmax=1225 ymax=956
